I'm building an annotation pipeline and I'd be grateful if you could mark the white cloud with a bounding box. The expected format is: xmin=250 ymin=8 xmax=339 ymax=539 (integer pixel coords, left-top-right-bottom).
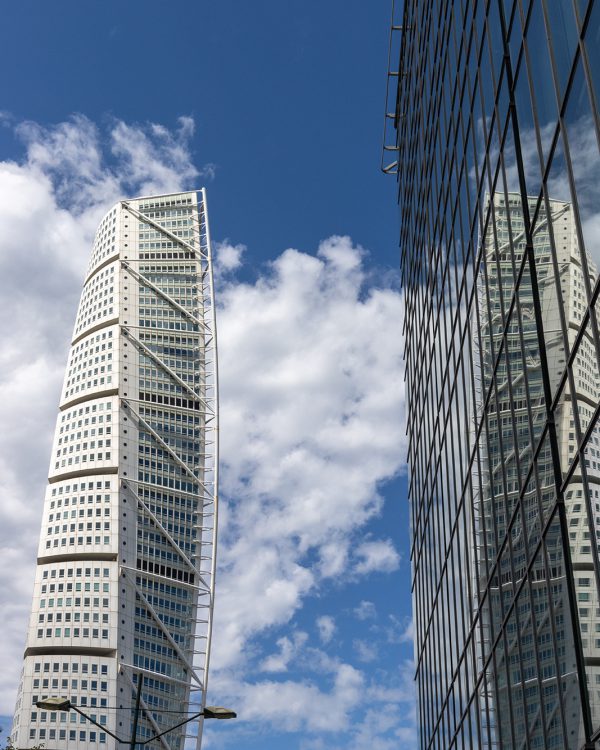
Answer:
xmin=211 ymin=236 xmax=405 ymax=671
xmin=352 ymin=639 xmax=378 ymax=663
xmin=397 ymin=617 xmax=414 ymax=646
xmin=14 ymin=114 xmax=208 ymax=216
xmin=214 ymin=240 xmax=246 ymax=277
xmin=316 ymin=616 xmax=336 ymax=645
xmin=353 ymin=600 xmax=377 ymax=621
xmin=317 ymin=539 xmax=350 ymax=578
xmin=381 ymin=615 xmax=415 ymax=648
xmin=230 ymin=662 xmax=363 ymax=734
xmin=353 ymin=539 xmax=401 ymax=576
xmin=260 ymin=631 xmax=308 ymax=673
xmin=110 ymin=115 xmax=209 ymax=198
xmin=207 ymin=651 xmax=367 ymax=738
xmin=290 ymin=661 xmax=417 ymax=750
xmin=206 ymin=658 xmax=417 ymax=749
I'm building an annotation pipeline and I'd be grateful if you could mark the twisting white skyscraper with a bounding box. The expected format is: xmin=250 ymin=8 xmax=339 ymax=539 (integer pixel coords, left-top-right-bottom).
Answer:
xmin=11 ymin=190 xmax=219 ymax=750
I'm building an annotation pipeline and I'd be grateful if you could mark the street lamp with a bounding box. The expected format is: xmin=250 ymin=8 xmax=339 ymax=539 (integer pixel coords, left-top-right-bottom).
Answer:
xmin=35 ymin=696 xmax=236 ymax=748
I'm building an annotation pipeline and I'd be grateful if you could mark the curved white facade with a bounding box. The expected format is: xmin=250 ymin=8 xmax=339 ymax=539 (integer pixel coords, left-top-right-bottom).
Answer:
xmin=11 ymin=190 xmax=218 ymax=750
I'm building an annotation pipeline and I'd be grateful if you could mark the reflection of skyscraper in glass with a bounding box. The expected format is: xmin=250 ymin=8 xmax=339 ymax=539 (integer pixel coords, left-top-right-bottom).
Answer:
xmin=478 ymin=192 xmax=600 ymax=747
xmin=10 ymin=190 xmax=218 ymax=750
xmin=385 ymin=1 xmax=600 ymax=747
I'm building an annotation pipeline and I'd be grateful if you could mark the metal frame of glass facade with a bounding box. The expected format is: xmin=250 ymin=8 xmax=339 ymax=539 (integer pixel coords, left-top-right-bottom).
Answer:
xmin=389 ymin=1 xmax=600 ymax=747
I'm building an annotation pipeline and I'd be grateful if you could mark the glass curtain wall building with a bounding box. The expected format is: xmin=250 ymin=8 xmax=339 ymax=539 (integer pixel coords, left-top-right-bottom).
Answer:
xmin=10 ymin=190 xmax=218 ymax=750
xmin=386 ymin=0 xmax=600 ymax=747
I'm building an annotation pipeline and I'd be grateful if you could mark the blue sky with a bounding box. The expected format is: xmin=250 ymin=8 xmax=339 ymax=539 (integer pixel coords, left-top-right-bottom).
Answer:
xmin=0 ymin=0 xmax=398 ymax=267
xmin=0 ymin=2 xmax=414 ymax=748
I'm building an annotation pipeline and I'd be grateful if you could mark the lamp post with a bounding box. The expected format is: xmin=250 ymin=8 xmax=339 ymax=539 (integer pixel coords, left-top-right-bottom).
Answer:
xmin=35 ymin=695 xmax=236 ymax=748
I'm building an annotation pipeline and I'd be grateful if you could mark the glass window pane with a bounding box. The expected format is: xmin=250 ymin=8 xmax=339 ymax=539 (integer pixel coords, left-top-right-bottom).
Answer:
xmin=543 ymin=0 xmax=579 ymax=98
xmin=525 ymin=0 xmax=560 ymax=161
xmin=582 ymin=0 xmax=600 ymax=107
xmin=562 ymin=60 xmax=600 ymax=284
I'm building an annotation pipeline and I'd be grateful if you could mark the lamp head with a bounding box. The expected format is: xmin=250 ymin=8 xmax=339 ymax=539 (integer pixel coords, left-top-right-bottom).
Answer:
xmin=203 ymin=706 xmax=237 ymax=720
xmin=35 ymin=698 xmax=72 ymax=712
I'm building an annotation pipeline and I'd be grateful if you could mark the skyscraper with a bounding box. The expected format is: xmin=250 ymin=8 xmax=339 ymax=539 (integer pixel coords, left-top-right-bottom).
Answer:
xmin=384 ymin=1 xmax=600 ymax=747
xmin=10 ymin=190 xmax=218 ymax=750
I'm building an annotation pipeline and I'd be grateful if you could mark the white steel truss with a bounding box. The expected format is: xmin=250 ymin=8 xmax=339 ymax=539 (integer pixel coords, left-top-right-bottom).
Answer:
xmin=119 ymin=190 xmax=219 ymax=750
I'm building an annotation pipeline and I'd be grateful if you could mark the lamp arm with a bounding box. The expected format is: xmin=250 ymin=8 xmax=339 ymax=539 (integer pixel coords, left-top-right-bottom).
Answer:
xmin=141 ymin=712 xmax=204 ymax=745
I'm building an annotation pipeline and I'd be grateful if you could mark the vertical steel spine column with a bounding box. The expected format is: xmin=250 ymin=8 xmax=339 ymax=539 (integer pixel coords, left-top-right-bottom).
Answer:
xmin=194 ymin=187 xmax=219 ymax=750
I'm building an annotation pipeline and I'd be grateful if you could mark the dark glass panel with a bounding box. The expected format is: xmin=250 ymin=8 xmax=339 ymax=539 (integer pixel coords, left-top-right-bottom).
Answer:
xmin=514 ymin=262 xmax=552 ymax=452
xmin=508 ymin=9 xmax=524 ymax=79
xmin=524 ymin=0 xmax=560 ymax=162
xmin=487 ymin=0 xmax=505 ymax=82
xmin=486 ymin=548 xmax=522 ymax=746
xmin=562 ymin=60 xmax=600 ymax=300
xmin=576 ymin=0 xmax=592 ymax=28
xmin=532 ymin=430 xmax=558 ymax=528
xmin=529 ymin=194 xmax=571 ymax=399
xmin=562 ymin=422 xmax=600 ymax=733
xmin=566 ymin=317 xmax=600 ymax=478
xmin=542 ymin=0 xmax=579 ymax=99
xmin=513 ymin=50 xmax=544 ymax=201
xmin=481 ymin=656 xmax=505 ymax=745
xmin=475 ymin=39 xmax=495 ymax=184
xmin=582 ymin=1 xmax=600 ymax=118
